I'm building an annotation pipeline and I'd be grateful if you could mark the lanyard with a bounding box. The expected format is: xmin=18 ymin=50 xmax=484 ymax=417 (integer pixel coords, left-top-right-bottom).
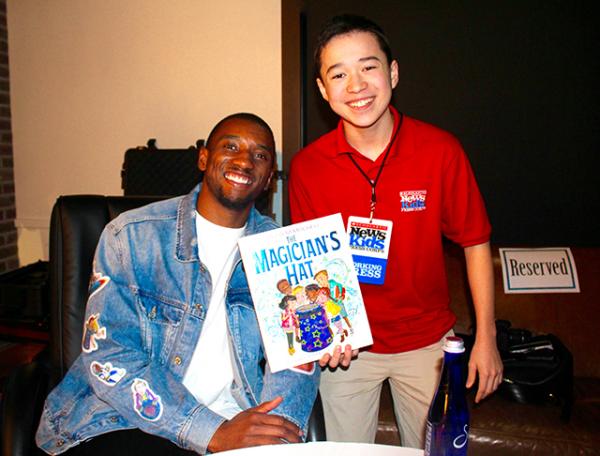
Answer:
xmin=347 ymin=112 xmax=403 ymax=222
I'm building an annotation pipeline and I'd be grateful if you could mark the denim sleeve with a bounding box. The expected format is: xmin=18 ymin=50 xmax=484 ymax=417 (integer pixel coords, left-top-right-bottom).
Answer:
xmin=80 ymin=226 xmax=223 ymax=454
xmin=260 ymin=362 xmax=320 ymax=435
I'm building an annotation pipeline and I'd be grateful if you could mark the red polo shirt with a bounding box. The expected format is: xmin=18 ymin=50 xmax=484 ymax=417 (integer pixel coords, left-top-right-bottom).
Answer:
xmin=289 ymin=106 xmax=491 ymax=353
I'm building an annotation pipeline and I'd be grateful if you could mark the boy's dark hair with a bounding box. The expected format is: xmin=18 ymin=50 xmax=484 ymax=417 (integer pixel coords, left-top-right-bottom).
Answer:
xmin=314 ymin=14 xmax=392 ymax=79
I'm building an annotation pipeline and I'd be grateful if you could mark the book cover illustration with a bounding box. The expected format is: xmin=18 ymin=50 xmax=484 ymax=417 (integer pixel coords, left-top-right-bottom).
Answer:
xmin=238 ymin=213 xmax=373 ymax=373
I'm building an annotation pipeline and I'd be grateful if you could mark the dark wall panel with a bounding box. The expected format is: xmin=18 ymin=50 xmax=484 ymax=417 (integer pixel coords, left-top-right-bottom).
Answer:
xmin=303 ymin=1 xmax=599 ymax=246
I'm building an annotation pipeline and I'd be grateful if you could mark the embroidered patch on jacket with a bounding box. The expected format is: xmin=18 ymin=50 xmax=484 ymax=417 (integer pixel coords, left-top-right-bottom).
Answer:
xmin=88 ymin=269 xmax=111 ymax=299
xmin=90 ymin=361 xmax=126 ymax=386
xmin=131 ymin=378 xmax=163 ymax=421
xmin=81 ymin=313 xmax=107 ymax=353
xmin=399 ymin=190 xmax=427 ymax=212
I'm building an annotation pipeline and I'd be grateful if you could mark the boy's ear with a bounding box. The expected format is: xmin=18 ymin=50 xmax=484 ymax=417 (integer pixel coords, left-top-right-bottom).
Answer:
xmin=316 ymin=78 xmax=329 ymax=102
xmin=198 ymin=146 xmax=208 ymax=172
xmin=390 ymin=60 xmax=399 ymax=89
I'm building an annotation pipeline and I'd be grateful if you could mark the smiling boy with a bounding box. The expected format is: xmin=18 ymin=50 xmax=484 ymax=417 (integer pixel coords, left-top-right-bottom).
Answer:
xmin=289 ymin=15 xmax=503 ymax=448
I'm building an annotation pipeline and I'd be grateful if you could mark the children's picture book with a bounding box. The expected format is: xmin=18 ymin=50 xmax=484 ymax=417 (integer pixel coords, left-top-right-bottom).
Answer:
xmin=238 ymin=213 xmax=373 ymax=373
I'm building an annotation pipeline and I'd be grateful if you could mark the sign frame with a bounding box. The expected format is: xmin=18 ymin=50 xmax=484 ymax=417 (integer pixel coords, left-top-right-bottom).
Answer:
xmin=499 ymin=247 xmax=580 ymax=294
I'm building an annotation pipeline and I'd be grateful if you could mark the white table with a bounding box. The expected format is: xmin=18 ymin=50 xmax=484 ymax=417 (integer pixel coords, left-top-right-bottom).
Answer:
xmin=218 ymin=441 xmax=424 ymax=455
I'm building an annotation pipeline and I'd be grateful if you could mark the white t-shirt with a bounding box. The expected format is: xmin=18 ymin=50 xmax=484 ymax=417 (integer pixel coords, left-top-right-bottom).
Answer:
xmin=182 ymin=212 xmax=246 ymax=419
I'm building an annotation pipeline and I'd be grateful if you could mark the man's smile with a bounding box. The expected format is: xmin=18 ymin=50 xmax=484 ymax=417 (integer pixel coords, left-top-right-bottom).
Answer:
xmin=224 ymin=170 xmax=253 ymax=186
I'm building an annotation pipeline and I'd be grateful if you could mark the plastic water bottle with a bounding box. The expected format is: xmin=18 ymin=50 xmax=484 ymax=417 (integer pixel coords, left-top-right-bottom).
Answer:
xmin=424 ymin=336 xmax=469 ymax=455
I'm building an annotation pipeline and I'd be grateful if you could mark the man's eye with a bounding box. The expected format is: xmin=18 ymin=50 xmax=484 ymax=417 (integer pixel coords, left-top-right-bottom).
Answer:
xmin=255 ymin=152 xmax=269 ymax=161
xmin=225 ymin=143 xmax=238 ymax=151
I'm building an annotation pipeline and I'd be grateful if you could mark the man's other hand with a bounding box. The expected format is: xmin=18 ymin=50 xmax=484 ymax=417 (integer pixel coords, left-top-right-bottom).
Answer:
xmin=207 ymin=397 xmax=302 ymax=452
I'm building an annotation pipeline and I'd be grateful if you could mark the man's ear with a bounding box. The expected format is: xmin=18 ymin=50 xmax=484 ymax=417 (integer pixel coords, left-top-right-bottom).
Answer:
xmin=264 ymin=171 xmax=274 ymax=191
xmin=316 ymin=78 xmax=329 ymax=102
xmin=198 ymin=146 xmax=208 ymax=172
xmin=390 ymin=60 xmax=399 ymax=89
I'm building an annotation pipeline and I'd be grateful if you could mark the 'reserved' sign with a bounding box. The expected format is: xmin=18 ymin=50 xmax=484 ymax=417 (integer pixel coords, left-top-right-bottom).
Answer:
xmin=499 ymin=247 xmax=580 ymax=294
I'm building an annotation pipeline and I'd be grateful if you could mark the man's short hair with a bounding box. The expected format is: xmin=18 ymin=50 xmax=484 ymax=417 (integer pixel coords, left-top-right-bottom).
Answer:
xmin=205 ymin=112 xmax=274 ymax=152
xmin=314 ymin=14 xmax=392 ymax=79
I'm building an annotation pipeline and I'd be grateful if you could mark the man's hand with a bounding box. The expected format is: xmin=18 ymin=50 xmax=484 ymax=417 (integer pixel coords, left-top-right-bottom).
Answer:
xmin=207 ymin=397 xmax=302 ymax=453
xmin=318 ymin=344 xmax=357 ymax=368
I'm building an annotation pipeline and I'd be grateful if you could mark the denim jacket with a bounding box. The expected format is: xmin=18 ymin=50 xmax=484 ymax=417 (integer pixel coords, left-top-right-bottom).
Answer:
xmin=36 ymin=185 xmax=320 ymax=455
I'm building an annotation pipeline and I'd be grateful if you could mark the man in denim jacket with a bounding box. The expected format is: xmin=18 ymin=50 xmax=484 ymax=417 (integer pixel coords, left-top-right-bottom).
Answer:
xmin=36 ymin=113 xmax=320 ymax=455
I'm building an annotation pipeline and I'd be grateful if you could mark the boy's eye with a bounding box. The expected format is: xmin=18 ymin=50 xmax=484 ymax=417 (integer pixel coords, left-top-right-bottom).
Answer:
xmin=331 ymin=73 xmax=345 ymax=80
xmin=363 ymin=65 xmax=377 ymax=71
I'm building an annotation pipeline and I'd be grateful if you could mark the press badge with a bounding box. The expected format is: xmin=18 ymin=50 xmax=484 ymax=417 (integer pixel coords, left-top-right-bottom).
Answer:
xmin=346 ymin=216 xmax=393 ymax=285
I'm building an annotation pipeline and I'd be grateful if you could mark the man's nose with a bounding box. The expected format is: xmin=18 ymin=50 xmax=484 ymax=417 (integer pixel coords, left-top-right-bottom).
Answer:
xmin=232 ymin=148 xmax=254 ymax=168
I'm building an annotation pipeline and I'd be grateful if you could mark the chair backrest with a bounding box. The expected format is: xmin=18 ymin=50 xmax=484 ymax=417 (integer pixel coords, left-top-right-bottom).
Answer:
xmin=48 ymin=195 xmax=163 ymax=380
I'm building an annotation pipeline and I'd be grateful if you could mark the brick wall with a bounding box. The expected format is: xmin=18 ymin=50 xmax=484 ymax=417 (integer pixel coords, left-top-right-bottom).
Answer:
xmin=0 ymin=0 xmax=18 ymax=273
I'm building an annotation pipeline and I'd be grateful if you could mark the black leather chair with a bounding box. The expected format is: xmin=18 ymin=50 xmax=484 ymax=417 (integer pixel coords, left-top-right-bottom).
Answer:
xmin=1 ymin=195 xmax=325 ymax=456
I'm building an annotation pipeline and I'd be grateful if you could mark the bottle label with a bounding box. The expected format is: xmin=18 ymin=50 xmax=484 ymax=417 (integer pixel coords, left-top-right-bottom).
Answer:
xmin=453 ymin=424 xmax=469 ymax=449
xmin=425 ymin=420 xmax=469 ymax=455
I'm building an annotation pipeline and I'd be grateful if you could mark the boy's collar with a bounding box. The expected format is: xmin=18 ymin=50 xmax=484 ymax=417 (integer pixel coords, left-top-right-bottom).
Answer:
xmin=334 ymin=105 xmax=400 ymax=158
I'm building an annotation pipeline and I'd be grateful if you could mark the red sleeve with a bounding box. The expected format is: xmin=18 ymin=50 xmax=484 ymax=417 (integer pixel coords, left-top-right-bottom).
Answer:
xmin=441 ymin=141 xmax=491 ymax=247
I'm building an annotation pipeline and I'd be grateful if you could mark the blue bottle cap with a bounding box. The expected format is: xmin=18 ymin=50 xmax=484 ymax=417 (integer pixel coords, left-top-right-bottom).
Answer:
xmin=443 ymin=336 xmax=465 ymax=353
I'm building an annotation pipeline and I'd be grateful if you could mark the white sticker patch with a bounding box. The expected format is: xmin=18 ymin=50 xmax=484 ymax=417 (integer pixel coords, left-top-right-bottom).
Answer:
xmin=81 ymin=313 xmax=107 ymax=353
xmin=131 ymin=378 xmax=163 ymax=421
xmin=90 ymin=361 xmax=126 ymax=386
xmin=89 ymin=269 xmax=111 ymax=299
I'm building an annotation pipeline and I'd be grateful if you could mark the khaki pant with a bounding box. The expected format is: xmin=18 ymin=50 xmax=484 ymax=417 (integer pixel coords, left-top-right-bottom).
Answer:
xmin=319 ymin=331 xmax=451 ymax=449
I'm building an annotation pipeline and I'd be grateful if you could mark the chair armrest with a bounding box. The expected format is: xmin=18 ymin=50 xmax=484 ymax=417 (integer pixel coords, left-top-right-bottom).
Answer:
xmin=1 ymin=358 xmax=51 ymax=456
